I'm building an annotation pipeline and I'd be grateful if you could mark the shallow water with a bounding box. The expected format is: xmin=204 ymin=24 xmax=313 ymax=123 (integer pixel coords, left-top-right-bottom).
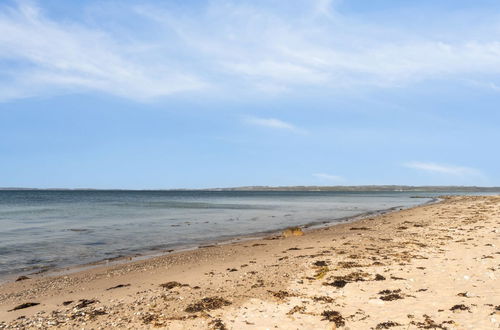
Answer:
xmin=0 ymin=190 xmax=448 ymax=277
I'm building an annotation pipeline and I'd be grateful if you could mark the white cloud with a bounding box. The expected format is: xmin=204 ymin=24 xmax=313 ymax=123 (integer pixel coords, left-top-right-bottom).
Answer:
xmin=0 ymin=2 xmax=205 ymax=101
xmin=313 ymin=173 xmax=343 ymax=181
xmin=244 ymin=116 xmax=304 ymax=133
xmin=2 ymin=1 xmax=500 ymax=101
xmin=404 ymin=162 xmax=483 ymax=177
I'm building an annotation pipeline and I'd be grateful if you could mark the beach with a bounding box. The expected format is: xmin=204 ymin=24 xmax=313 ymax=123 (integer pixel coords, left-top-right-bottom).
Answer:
xmin=0 ymin=195 xmax=499 ymax=329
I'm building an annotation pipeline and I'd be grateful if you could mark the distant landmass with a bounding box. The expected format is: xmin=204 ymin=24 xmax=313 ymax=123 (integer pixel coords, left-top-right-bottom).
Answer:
xmin=1 ymin=185 xmax=500 ymax=192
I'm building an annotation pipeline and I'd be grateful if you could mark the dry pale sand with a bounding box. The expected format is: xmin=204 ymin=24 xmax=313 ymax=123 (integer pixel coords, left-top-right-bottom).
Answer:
xmin=0 ymin=195 xmax=499 ymax=329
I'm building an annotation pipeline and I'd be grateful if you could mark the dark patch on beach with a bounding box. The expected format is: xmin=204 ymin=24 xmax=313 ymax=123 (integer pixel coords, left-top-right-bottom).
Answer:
xmin=287 ymin=305 xmax=306 ymax=315
xmin=8 ymin=302 xmax=40 ymax=312
xmin=209 ymin=318 xmax=227 ymax=330
xmin=379 ymin=289 xmax=404 ymax=301
xmin=15 ymin=276 xmax=30 ymax=282
xmin=312 ymin=296 xmax=335 ymax=303
xmin=324 ymin=279 xmax=348 ymax=288
xmin=450 ymin=304 xmax=470 ymax=312
xmin=375 ymin=274 xmax=386 ymax=281
xmin=321 ymin=310 xmax=345 ymax=327
xmin=160 ymin=281 xmax=188 ymax=290
xmin=185 ymin=297 xmax=231 ymax=313
xmin=75 ymin=299 xmax=98 ymax=309
xmin=313 ymin=260 xmax=328 ymax=267
xmin=227 ymin=268 xmax=238 ymax=272
xmin=410 ymin=315 xmax=453 ymax=329
xmin=350 ymin=227 xmax=370 ymax=231
xmin=269 ymin=290 xmax=295 ymax=300
xmin=62 ymin=301 xmax=73 ymax=306
xmin=376 ymin=321 xmax=401 ymax=329
xmin=106 ymin=284 xmax=130 ymax=290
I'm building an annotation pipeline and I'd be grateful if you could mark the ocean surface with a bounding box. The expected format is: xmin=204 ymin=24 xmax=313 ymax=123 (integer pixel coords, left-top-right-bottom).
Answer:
xmin=0 ymin=190 xmax=445 ymax=278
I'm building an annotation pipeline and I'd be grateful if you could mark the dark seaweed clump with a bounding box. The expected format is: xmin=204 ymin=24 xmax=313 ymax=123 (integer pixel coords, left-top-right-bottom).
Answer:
xmin=450 ymin=304 xmax=470 ymax=312
xmin=376 ymin=321 xmax=401 ymax=329
xmin=321 ymin=310 xmax=345 ymax=327
xmin=185 ymin=297 xmax=231 ymax=313
xmin=8 ymin=302 xmax=40 ymax=312
xmin=209 ymin=318 xmax=227 ymax=330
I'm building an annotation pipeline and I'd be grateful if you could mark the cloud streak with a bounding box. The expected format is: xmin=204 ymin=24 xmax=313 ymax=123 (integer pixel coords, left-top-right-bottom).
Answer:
xmin=2 ymin=1 xmax=500 ymax=101
xmin=404 ymin=162 xmax=482 ymax=177
xmin=244 ymin=116 xmax=305 ymax=133
xmin=313 ymin=173 xmax=343 ymax=182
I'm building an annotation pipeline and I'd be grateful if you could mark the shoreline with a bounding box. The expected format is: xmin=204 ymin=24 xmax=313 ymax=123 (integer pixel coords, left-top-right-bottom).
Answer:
xmin=0 ymin=198 xmax=438 ymax=284
xmin=1 ymin=195 xmax=498 ymax=329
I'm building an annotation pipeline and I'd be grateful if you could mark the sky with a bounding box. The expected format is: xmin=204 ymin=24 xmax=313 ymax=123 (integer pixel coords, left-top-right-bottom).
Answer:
xmin=0 ymin=0 xmax=499 ymax=189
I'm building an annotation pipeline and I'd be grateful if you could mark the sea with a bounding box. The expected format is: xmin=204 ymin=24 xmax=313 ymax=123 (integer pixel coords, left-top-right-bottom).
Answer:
xmin=0 ymin=189 xmax=469 ymax=279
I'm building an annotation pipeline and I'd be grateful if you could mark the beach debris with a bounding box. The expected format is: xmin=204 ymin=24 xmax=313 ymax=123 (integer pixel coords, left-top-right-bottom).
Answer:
xmin=337 ymin=261 xmax=365 ymax=268
xmin=282 ymin=227 xmax=304 ymax=238
xmin=450 ymin=304 xmax=470 ymax=312
xmin=378 ymin=289 xmax=404 ymax=301
xmin=324 ymin=279 xmax=348 ymax=288
xmin=376 ymin=321 xmax=401 ymax=329
xmin=62 ymin=301 xmax=73 ymax=306
xmin=142 ymin=313 xmax=159 ymax=325
xmin=227 ymin=268 xmax=238 ymax=272
xmin=410 ymin=315 xmax=453 ymax=329
xmin=350 ymin=227 xmax=370 ymax=231
xmin=287 ymin=305 xmax=306 ymax=315
xmin=185 ymin=297 xmax=231 ymax=313
xmin=160 ymin=281 xmax=188 ymax=290
xmin=75 ymin=299 xmax=98 ymax=309
xmin=269 ymin=290 xmax=294 ymax=300
xmin=209 ymin=318 xmax=227 ymax=330
xmin=374 ymin=274 xmax=386 ymax=281
xmin=8 ymin=302 xmax=40 ymax=312
xmin=315 ymin=266 xmax=329 ymax=279
xmin=312 ymin=296 xmax=335 ymax=303
xmin=313 ymin=260 xmax=328 ymax=267
xmin=321 ymin=310 xmax=345 ymax=327
xmin=106 ymin=284 xmax=130 ymax=290
xmin=15 ymin=276 xmax=30 ymax=282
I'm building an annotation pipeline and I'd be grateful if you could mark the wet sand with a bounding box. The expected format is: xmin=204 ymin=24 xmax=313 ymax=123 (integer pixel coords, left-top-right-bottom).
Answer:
xmin=0 ymin=195 xmax=499 ymax=329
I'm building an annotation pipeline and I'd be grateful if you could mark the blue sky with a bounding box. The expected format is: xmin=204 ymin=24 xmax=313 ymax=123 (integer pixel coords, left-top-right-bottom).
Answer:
xmin=1 ymin=0 xmax=499 ymax=189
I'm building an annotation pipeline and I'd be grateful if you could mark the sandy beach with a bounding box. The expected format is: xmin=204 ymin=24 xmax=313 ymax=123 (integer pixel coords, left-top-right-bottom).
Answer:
xmin=0 ymin=195 xmax=499 ymax=329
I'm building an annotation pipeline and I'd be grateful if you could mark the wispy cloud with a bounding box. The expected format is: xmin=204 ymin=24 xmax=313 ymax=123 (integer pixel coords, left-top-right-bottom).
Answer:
xmin=313 ymin=173 xmax=343 ymax=182
xmin=2 ymin=1 xmax=500 ymax=101
xmin=0 ymin=2 xmax=205 ymax=101
xmin=404 ymin=162 xmax=482 ymax=177
xmin=244 ymin=116 xmax=305 ymax=133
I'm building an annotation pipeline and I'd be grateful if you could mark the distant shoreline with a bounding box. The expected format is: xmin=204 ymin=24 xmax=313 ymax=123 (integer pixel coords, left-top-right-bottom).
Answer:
xmin=1 ymin=185 xmax=500 ymax=192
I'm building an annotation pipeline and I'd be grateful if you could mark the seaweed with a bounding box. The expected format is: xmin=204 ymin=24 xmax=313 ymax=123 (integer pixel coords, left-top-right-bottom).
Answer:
xmin=312 ymin=296 xmax=335 ymax=303
xmin=321 ymin=310 xmax=345 ymax=327
xmin=376 ymin=321 xmax=401 ymax=329
xmin=374 ymin=274 xmax=386 ymax=281
xmin=450 ymin=304 xmax=470 ymax=312
xmin=8 ymin=302 xmax=40 ymax=312
xmin=315 ymin=266 xmax=329 ymax=279
xmin=313 ymin=260 xmax=328 ymax=267
xmin=209 ymin=318 xmax=227 ymax=330
xmin=379 ymin=289 xmax=404 ymax=301
xmin=185 ymin=297 xmax=232 ymax=313
xmin=75 ymin=299 xmax=98 ymax=309
xmin=15 ymin=276 xmax=30 ymax=282
xmin=287 ymin=305 xmax=306 ymax=315
xmin=323 ymin=279 xmax=348 ymax=288
xmin=160 ymin=281 xmax=188 ymax=290
xmin=106 ymin=284 xmax=130 ymax=290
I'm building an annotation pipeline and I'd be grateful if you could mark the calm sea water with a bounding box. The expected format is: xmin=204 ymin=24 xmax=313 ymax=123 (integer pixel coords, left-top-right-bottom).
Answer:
xmin=0 ymin=190 xmax=440 ymax=278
